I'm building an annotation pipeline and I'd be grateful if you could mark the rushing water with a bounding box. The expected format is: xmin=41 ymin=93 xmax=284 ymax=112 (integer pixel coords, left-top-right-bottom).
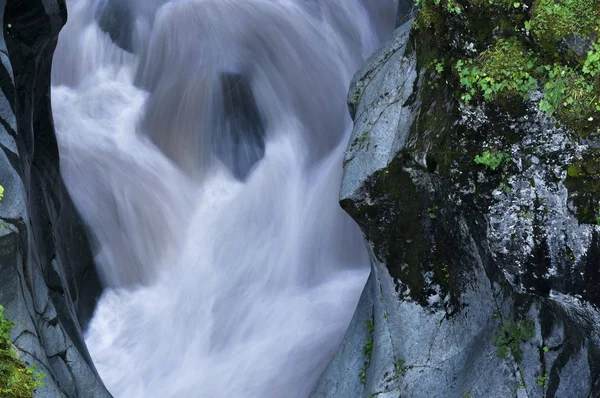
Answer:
xmin=51 ymin=0 xmax=397 ymax=396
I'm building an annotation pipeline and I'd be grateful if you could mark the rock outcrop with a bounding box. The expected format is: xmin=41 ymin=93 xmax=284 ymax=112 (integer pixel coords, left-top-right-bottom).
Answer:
xmin=0 ymin=0 xmax=109 ymax=396
xmin=313 ymin=1 xmax=600 ymax=397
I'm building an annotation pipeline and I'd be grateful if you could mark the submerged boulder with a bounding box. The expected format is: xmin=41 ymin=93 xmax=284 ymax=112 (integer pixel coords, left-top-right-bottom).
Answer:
xmin=215 ymin=72 xmax=266 ymax=181
xmin=0 ymin=0 xmax=109 ymax=396
xmin=96 ymin=0 xmax=134 ymax=53
xmin=313 ymin=0 xmax=600 ymax=396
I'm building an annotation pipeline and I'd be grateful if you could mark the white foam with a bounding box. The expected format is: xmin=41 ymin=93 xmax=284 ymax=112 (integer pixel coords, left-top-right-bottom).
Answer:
xmin=51 ymin=0 xmax=397 ymax=396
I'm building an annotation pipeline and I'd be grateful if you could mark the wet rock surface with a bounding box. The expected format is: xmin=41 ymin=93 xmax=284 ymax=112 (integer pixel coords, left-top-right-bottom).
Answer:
xmin=0 ymin=0 xmax=109 ymax=396
xmin=313 ymin=10 xmax=600 ymax=398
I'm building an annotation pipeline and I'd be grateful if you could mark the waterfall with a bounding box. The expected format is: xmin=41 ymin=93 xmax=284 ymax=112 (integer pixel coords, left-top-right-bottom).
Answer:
xmin=50 ymin=0 xmax=397 ymax=396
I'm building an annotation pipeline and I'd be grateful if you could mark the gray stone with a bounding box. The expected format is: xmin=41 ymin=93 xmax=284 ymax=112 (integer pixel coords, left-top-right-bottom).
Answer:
xmin=313 ymin=12 xmax=600 ymax=398
xmin=0 ymin=0 xmax=110 ymax=396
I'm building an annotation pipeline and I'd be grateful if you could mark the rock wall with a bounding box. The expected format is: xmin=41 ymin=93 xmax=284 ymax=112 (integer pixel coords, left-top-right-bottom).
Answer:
xmin=0 ymin=0 xmax=109 ymax=396
xmin=313 ymin=3 xmax=600 ymax=398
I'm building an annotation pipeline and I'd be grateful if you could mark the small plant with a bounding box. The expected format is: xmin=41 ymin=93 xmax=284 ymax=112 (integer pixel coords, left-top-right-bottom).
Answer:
xmin=0 ymin=305 xmax=45 ymax=397
xmin=433 ymin=59 xmax=444 ymax=74
xmin=583 ymin=42 xmax=600 ymax=77
xmin=393 ymin=359 xmax=407 ymax=377
xmin=498 ymin=182 xmax=511 ymax=194
xmin=542 ymin=346 xmax=550 ymax=353
xmin=359 ymin=370 xmax=367 ymax=384
xmin=539 ymin=65 xmax=568 ymax=115
xmin=492 ymin=319 xmax=535 ymax=363
xmin=537 ymin=374 xmax=547 ymax=387
xmin=474 ymin=151 xmax=510 ymax=171
xmin=0 ymin=185 xmax=4 ymax=202
xmin=518 ymin=211 xmax=534 ymax=220
xmin=428 ymin=205 xmax=439 ymax=219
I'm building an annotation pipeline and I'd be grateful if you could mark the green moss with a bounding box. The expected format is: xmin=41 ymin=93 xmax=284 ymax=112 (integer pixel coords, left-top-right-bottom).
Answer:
xmin=415 ymin=1 xmax=445 ymax=30
xmin=567 ymin=165 xmax=585 ymax=177
xmin=530 ymin=0 xmax=599 ymax=48
xmin=539 ymin=64 xmax=600 ymax=131
xmin=359 ymin=318 xmax=375 ymax=385
xmin=415 ymin=0 xmax=600 ymax=135
xmin=457 ymin=39 xmax=538 ymax=103
xmin=0 ymin=306 xmax=44 ymax=398
xmin=454 ymin=36 xmax=600 ymax=130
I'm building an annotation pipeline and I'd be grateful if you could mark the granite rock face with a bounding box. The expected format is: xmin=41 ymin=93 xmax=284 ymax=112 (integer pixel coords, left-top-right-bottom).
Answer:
xmin=0 ymin=0 xmax=109 ymax=396
xmin=312 ymin=13 xmax=600 ymax=398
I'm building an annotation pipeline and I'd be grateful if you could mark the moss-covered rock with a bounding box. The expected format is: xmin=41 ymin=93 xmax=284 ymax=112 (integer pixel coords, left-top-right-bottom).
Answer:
xmin=413 ymin=0 xmax=600 ymax=135
xmin=0 ymin=306 xmax=44 ymax=398
xmin=530 ymin=0 xmax=599 ymax=56
xmin=312 ymin=1 xmax=600 ymax=396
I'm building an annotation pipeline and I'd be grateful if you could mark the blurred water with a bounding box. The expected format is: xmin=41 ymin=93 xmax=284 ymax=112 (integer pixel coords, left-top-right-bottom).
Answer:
xmin=51 ymin=0 xmax=396 ymax=396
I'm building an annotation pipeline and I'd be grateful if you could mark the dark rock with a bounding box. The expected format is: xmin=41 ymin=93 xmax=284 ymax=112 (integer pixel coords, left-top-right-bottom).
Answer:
xmin=216 ymin=72 xmax=266 ymax=181
xmin=0 ymin=0 xmax=109 ymax=396
xmin=96 ymin=0 xmax=134 ymax=53
xmin=560 ymin=35 xmax=593 ymax=58
xmin=312 ymin=15 xmax=600 ymax=398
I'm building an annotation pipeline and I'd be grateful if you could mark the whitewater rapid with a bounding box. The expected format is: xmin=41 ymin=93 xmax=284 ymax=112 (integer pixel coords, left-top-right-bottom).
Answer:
xmin=50 ymin=0 xmax=397 ymax=396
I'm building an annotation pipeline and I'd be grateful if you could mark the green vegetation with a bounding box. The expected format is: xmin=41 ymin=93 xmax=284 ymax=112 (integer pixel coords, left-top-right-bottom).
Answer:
xmin=537 ymin=374 xmax=547 ymax=387
xmin=433 ymin=58 xmax=445 ymax=74
xmin=414 ymin=0 xmax=600 ymax=135
xmin=530 ymin=0 xmax=599 ymax=47
xmin=428 ymin=205 xmax=439 ymax=219
xmin=393 ymin=359 xmax=407 ymax=377
xmin=0 ymin=306 xmax=44 ymax=397
xmin=583 ymin=42 xmax=600 ymax=77
xmin=474 ymin=151 xmax=510 ymax=171
xmin=498 ymin=181 xmax=511 ymax=193
xmin=456 ymin=39 xmax=538 ymax=104
xmin=538 ymin=63 xmax=600 ymax=127
xmin=518 ymin=211 xmax=534 ymax=220
xmin=492 ymin=319 xmax=535 ymax=363
xmin=359 ymin=319 xmax=375 ymax=384
xmin=0 ymin=185 xmax=4 ymax=202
